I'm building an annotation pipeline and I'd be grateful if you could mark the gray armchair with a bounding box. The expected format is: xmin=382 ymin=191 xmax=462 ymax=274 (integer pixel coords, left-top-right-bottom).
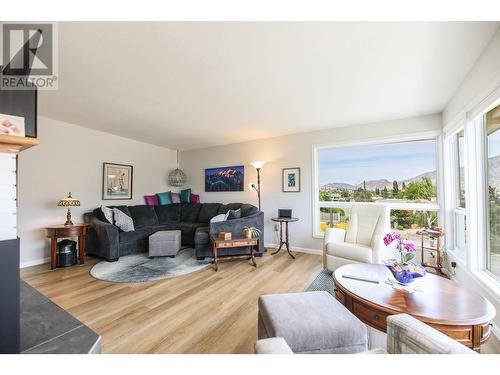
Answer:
xmin=255 ymin=314 xmax=475 ymax=354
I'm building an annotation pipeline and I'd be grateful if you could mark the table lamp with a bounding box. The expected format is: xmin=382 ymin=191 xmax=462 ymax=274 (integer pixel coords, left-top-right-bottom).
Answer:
xmin=58 ymin=192 xmax=80 ymax=225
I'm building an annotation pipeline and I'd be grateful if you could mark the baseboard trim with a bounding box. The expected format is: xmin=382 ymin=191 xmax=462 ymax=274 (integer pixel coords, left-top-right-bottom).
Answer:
xmin=20 ymin=257 xmax=50 ymax=269
xmin=264 ymin=243 xmax=322 ymax=256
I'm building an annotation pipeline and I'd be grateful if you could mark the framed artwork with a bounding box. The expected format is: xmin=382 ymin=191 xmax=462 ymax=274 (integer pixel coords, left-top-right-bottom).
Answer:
xmin=282 ymin=167 xmax=301 ymax=192
xmin=0 ymin=113 xmax=25 ymax=137
xmin=102 ymin=162 xmax=133 ymax=200
xmin=205 ymin=165 xmax=244 ymax=192
xmin=0 ymin=88 xmax=37 ymax=137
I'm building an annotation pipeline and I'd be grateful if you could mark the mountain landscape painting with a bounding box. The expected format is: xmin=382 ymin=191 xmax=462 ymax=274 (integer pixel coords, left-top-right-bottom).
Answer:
xmin=205 ymin=165 xmax=244 ymax=192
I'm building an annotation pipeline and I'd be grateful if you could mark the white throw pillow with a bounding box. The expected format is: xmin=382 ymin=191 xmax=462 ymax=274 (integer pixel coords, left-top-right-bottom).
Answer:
xmin=113 ymin=208 xmax=135 ymax=232
xmin=210 ymin=214 xmax=226 ymax=223
xmin=101 ymin=205 xmax=114 ymax=224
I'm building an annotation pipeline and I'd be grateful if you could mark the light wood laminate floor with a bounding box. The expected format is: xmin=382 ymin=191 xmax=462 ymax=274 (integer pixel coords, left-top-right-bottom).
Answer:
xmin=21 ymin=251 xmax=500 ymax=354
xmin=21 ymin=251 xmax=323 ymax=354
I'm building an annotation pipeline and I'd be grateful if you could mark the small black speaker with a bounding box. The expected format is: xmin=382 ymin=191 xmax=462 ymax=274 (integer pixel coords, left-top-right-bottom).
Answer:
xmin=278 ymin=209 xmax=292 ymax=218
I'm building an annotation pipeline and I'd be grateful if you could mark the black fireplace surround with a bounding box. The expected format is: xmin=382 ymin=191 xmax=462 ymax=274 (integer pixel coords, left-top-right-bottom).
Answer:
xmin=84 ymin=203 xmax=264 ymax=261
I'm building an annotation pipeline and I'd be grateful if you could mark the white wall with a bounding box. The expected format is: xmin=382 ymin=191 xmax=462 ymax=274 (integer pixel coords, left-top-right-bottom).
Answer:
xmin=17 ymin=116 xmax=177 ymax=267
xmin=180 ymin=114 xmax=442 ymax=253
xmin=443 ymin=26 xmax=500 ymax=126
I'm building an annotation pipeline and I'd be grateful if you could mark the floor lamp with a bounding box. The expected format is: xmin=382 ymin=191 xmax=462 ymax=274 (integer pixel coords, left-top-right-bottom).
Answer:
xmin=249 ymin=161 xmax=264 ymax=211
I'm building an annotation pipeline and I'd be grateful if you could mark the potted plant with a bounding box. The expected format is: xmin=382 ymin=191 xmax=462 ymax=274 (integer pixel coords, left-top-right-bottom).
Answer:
xmin=383 ymin=232 xmax=425 ymax=284
xmin=243 ymin=226 xmax=262 ymax=239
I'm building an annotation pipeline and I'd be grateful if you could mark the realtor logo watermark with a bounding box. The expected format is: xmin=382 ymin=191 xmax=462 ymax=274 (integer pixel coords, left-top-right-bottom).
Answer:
xmin=1 ymin=22 xmax=58 ymax=90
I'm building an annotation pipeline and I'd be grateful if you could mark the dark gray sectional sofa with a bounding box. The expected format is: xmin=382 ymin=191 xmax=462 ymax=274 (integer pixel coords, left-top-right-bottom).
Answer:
xmin=83 ymin=202 xmax=264 ymax=261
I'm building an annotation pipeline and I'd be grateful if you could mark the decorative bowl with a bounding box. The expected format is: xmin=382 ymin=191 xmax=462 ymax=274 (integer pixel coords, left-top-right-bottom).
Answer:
xmin=384 ymin=260 xmax=426 ymax=285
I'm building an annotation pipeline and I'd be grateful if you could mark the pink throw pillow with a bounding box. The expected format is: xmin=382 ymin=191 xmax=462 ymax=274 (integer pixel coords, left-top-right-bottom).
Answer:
xmin=144 ymin=195 xmax=159 ymax=206
xmin=190 ymin=194 xmax=201 ymax=204
xmin=171 ymin=192 xmax=181 ymax=203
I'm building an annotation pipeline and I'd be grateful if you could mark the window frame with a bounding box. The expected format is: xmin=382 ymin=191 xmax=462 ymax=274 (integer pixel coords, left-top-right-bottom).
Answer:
xmin=312 ymin=131 xmax=443 ymax=239
xmin=444 ymin=92 xmax=500 ymax=294
xmin=444 ymin=125 xmax=468 ymax=262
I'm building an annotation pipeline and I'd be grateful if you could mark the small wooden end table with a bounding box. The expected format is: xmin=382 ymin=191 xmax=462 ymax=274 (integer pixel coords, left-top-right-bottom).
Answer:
xmin=46 ymin=223 xmax=88 ymax=270
xmin=271 ymin=217 xmax=298 ymax=259
xmin=333 ymin=264 xmax=496 ymax=351
xmin=209 ymin=235 xmax=259 ymax=271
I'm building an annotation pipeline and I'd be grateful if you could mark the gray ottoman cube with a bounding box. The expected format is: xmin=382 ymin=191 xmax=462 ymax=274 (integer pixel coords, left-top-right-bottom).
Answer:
xmin=258 ymin=291 xmax=367 ymax=354
xmin=148 ymin=230 xmax=181 ymax=257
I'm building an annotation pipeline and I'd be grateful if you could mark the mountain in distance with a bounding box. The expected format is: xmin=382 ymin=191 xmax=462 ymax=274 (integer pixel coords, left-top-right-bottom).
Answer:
xmin=321 ymin=170 xmax=437 ymax=191
xmin=321 ymin=182 xmax=356 ymax=191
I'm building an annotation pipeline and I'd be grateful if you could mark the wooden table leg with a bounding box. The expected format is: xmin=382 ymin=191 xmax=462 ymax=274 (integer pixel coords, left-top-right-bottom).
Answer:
xmin=285 ymin=221 xmax=295 ymax=259
xmin=212 ymin=242 xmax=218 ymax=272
xmin=472 ymin=324 xmax=482 ymax=352
xmin=50 ymin=238 xmax=57 ymax=270
xmin=250 ymin=243 xmax=257 ymax=267
xmin=78 ymin=235 xmax=86 ymax=265
xmin=271 ymin=222 xmax=284 ymax=255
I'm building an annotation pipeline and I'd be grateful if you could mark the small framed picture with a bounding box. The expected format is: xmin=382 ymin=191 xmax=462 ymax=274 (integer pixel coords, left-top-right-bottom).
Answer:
xmin=102 ymin=162 xmax=133 ymax=200
xmin=0 ymin=113 xmax=25 ymax=137
xmin=282 ymin=167 xmax=301 ymax=192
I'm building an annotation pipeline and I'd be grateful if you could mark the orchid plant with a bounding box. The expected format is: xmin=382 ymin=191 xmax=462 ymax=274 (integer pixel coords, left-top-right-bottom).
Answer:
xmin=383 ymin=232 xmax=417 ymax=265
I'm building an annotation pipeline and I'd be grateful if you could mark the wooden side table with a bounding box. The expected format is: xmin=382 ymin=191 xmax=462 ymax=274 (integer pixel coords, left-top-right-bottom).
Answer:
xmin=46 ymin=224 xmax=88 ymax=270
xmin=209 ymin=236 xmax=259 ymax=271
xmin=271 ymin=217 xmax=298 ymax=259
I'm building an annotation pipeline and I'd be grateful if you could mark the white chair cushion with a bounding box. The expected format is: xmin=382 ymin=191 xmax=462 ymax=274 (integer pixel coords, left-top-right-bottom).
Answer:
xmin=326 ymin=241 xmax=372 ymax=263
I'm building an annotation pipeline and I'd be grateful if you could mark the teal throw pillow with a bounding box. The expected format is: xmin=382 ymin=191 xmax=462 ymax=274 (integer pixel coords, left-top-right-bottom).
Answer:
xmin=181 ymin=188 xmax=191 ymax=203
xmin=157 ymin=191 xmax=173 ymax=205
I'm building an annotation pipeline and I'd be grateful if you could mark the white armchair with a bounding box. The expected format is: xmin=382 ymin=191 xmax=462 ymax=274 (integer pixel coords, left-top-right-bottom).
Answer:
xmin=323 ymin=203 xmax=393 ymax=271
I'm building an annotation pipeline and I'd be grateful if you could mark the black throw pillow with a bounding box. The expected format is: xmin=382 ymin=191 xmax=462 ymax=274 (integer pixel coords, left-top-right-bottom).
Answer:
xmin=226 ymin=208 xmax=241 ymax=220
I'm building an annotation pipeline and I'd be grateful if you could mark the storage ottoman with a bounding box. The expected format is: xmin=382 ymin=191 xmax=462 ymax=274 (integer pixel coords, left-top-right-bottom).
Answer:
xmin=258 ymin=291 xmax=368 ymax=354
xmin=148 ymin=230 xmax=181 ymax=257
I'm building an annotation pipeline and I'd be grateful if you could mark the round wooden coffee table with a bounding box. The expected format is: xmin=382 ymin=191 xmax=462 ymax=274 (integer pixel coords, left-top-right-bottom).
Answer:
xmin=333 ymin=264 xmax=496 ymax=351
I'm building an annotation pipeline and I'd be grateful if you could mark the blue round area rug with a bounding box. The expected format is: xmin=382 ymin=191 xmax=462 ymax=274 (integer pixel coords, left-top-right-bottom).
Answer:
xmin=90 ymin=248 xmax=212 ymax=283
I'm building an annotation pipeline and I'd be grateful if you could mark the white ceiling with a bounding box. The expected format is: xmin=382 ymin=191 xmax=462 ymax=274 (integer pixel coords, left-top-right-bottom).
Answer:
xmin=38 ymin=22 xmax=499 ymax=150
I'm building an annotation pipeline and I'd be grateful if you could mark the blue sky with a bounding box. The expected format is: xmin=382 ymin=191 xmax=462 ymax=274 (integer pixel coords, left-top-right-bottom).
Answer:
xmin=319 ymin=139 xmax=437 ymax=186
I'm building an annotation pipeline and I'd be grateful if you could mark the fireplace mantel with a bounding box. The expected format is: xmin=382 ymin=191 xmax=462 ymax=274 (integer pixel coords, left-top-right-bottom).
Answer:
xmin=0 ymin=134 xmax=39 ymax=154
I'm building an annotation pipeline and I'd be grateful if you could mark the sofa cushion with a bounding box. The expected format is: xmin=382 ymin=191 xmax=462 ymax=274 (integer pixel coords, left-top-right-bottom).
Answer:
xmin=171 ymin=192 xmax=181 ymax=203
xmin=198 ymin=203 xmax=221 ymax=223
xmin=325 ymin=241 xmax=372 ymax=263
xmin=181 ymin=203 xmax=202 ymax=222
xmin=240 ymin=203 xmax=258 ymax=217
xmin=217 ymin=203 xmax=242 ymax=215
xmin=93 ymin=205 xmax=130 ymax=223
xmin=111 ymin=205 xmax=131 ymax=216
xmin=258 ymin=291 xmax=367 ymax=354
xmin=181 ymin=188 xmax=191 ymax=203
xmin=152 ymin=223 xmax=180 ymax=232
xmin=194 ymin=226 xmax=210 ymax=245
xmin=144 ymin=195 xmax=159 ymax=206
xmin=226 ymin=208 xmax=241 ymax=220
xmin=100 ymin=205 xmax=114 ymax=224
xmin=155 ymin=204 xmax=181 ymax=224
xmin=128 ymin=205 xmax=159 ymax=228
xmin=179 ymin=222 xmax=206 ymax=246
xmin=113 ymin=208 xmax=135 ymax=232
xmin=210 ymin=214 xmax=226 ymax=223
xmin=157 ymin=191 xmax=173 ymax=205
xmin=119 ymin=227 xmax=154 ymax=243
